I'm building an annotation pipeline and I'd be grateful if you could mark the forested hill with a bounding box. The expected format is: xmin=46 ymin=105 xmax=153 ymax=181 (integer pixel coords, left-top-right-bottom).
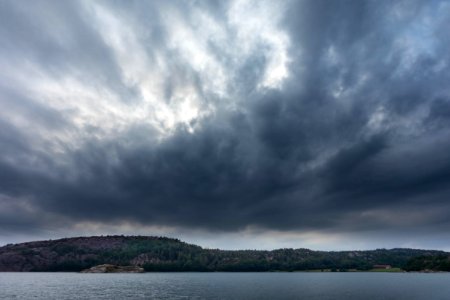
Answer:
xmin=0 ymin=236 xmax=447 ymax=272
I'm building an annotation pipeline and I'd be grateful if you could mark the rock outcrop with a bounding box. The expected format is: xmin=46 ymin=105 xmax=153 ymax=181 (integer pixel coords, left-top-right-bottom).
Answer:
xmin=81 ymin=264 xmax=144 ymax=273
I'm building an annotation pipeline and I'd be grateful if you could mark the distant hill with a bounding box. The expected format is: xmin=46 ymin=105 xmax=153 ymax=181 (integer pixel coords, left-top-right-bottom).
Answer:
xmin=0 ymin=236 xmax=447 ymax=272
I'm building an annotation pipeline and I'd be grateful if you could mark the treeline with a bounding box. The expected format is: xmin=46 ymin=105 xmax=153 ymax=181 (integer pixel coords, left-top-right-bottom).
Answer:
xmin=140 ymin=248 xmax=447 ymax=272
xmin=0 ymin=236 xmax=447 ymax=272
xmin=404 ymin=255 xmax=450 ymax=272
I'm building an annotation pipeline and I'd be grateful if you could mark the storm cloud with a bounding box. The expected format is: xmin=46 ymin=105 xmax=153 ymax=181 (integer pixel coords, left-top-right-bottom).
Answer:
xmin=1 ymin=0 xmax=450 ymax=249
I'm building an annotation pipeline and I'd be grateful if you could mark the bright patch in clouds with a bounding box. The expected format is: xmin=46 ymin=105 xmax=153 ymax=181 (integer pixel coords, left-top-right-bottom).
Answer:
xmin=79 ymin=0 xmax=292 ymax=136
xmin=228 ymin=0 xmax=290 ymax=90
xmin=1 ymin=0 xmax=292 ymax=147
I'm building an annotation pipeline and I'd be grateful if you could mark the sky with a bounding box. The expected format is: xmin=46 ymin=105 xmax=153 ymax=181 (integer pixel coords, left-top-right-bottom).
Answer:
xmin=1 ymin=0 xmax=450 ymax=251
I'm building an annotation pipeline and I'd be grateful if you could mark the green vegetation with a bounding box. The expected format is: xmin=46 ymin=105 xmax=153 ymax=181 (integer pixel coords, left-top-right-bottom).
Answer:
xmin=404 ymin=255 xmax=450 ymax=272
xmin=0 ymin=236 xmax=448 ymax=272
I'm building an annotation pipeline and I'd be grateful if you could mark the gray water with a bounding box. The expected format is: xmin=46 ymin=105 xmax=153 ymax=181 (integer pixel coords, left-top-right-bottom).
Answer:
xmin=1 ymin=272 xmax=449 ymax=299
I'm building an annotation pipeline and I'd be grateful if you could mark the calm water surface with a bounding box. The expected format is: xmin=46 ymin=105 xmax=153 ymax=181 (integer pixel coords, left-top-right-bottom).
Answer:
xmin=1 ymin=272 xmax=449 ymax=299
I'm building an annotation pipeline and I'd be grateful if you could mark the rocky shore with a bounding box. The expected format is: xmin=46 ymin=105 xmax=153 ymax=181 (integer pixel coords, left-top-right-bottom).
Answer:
xmin=81 ymin=264 xmax=144 ymax=273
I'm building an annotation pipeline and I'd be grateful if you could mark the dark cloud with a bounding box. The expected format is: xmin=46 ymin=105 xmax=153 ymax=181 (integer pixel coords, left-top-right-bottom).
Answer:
xmin=1 ymin=0 xmax=450 ymax=248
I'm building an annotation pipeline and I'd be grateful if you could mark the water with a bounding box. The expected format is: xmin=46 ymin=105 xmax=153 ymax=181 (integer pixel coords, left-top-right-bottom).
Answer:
xmin=1 ymin=272 xmax=449 ymax=299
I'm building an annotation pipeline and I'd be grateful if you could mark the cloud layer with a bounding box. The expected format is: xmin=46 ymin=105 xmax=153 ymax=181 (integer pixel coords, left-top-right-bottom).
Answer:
xmin=1 ymin=0 xmax=450 ymax=249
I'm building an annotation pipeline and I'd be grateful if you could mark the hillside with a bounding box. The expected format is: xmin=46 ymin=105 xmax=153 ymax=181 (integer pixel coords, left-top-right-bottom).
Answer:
xmin=0 ymin=236 xmax=447 ymax=272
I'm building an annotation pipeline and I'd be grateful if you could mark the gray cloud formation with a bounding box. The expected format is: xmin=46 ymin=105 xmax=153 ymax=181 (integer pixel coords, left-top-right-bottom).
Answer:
xmin=1 ymin=0 xmax=450 ymax=247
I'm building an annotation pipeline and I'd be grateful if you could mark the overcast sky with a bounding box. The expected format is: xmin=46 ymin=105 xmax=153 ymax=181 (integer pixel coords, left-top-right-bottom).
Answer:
xmin=1 ymin=0 xmax=450 ymax=250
